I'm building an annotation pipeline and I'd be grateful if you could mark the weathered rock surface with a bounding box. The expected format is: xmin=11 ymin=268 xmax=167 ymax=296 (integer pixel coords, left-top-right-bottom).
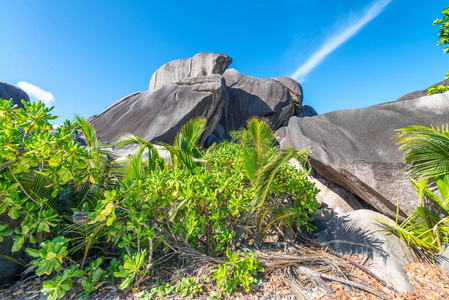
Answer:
xmin=89 ymin=75 xmax=227 ymax=145
xmin=281 ymin=92 xmax=449 ymax=219
xmin=312 ymin=176 xmax=363 ymax=214
xmin=274 ymin=127 xmax=287 ymax=145
xmin=396 ymin=79 xmax=449 ymax=102
xmin=274 ymin=76 xmax=303 ymax=114
xmin=317 ymin=209 xmax=416 ymax=292
xmin=149 ymin=53 xmax=232 ymax=90
xmin=220 ymin=69 xmax=296 ymax=135
xmin=298 ymin=104 xmax=318 ymax=118
xmin=0 ymin=81 xmax=30 ymax=108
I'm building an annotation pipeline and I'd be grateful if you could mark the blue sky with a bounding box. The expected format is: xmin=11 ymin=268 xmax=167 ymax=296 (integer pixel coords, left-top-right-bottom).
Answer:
xmin=1 ymin=0 xmax=448 ymax=122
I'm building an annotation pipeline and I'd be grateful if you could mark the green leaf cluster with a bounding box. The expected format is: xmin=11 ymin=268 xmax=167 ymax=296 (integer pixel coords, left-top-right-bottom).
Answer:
xmin=434 ymin=6 xmax=449 ymax=54
xmin=211 ymin=249 xmax=263 ymax=295
xmin=427 ymin=84 xmax=449 ymax=96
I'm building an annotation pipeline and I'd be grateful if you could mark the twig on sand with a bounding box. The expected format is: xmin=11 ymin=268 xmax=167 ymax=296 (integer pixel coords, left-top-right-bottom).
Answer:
xmin=319 ymin=272 xmax=392 ymax=300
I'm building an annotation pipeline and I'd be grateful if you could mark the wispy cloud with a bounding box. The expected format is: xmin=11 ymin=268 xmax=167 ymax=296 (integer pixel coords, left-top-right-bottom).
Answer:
xmin=17 ymin=81 xmax=55 ymax=106
xmin=291 ymin=0 xmax=392 ymax=81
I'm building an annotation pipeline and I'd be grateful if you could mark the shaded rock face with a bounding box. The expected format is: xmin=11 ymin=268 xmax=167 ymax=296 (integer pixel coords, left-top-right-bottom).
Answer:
xmin=0 ymin=215 xmax=23 ymax=285
xmin=317 ymin=209 xmax=416 ymax=292
xmin=396 ymin=79 xmax=449 ymax=102
xmin=220 ymin=69 xmax=296 ymax=135
xmin=312 ymin=176 xmax=363 ymax=214
xmin=281 ymin=92 xmax=449 ymax=219
xmin=274 ymin=76 xmax=303 ymax=114
xmin=149 ymin=53 xmax=232 ymax=90
xmin=298 ymin=105 xmax=318 ymax=118
xmin=0 ymin=81 xmax=30 ymax=108
xmin=89 ymin=75 xmax=227 ymax=145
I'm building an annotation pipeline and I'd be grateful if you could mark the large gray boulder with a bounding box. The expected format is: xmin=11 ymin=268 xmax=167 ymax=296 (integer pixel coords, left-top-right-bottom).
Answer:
xmin=89 ymin=75 xmax=227 ymax=145
xmin=317 ymin=209 xmax=416 ymax=292
xmin=149 ymin=53 xmax=232 ymax=90
xmin=220 ymin=69 xmax=297 ymax=135
xmin=281 ymin=92 xmax=449 ymax=219
xmin=0 ymin=81 xmax=30 ymax=108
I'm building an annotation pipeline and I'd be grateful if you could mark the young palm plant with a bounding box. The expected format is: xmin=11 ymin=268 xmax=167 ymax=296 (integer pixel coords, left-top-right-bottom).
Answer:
xmin=377 ymin=125 xmax=449 ymax=256
xmin=238 ymin=118 xmax=314 ymax=242
xmin=115 ymin=133 xmax=166 ymax=177
xmin=160 ymin=118 xmax=206 ymax=173
xmin=240 ymin=118 xmax=310 ymax=210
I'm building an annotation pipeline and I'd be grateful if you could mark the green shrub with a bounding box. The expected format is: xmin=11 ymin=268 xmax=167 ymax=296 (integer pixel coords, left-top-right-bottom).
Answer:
xmin=0 ymin=99 xmax=106 ymax=253
xmin=427 ymin=84 xmax=449 ymax=95
xmin=1 ymin=99 xmax=319 ymax=297
xmin=211 ymin=249 xmax=263 ymax=295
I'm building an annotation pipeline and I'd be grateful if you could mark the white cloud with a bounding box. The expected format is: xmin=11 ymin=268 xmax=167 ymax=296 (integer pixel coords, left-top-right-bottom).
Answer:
xmin=291 ymin=0 xmax=392 ymax=81
xmin=17 ymin=81 xmax=55 ymax=106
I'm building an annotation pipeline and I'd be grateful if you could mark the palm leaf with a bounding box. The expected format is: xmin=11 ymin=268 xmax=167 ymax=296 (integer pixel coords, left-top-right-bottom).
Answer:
xmin=115 ymin=133 xmax=166 ymax=172
xmin=251 ymin=147 xmax=309 ymax=210
xmin=173 ymin=117 xmax=206 ymax=158
xmin=112 ymin=145 xmax=148 ymax=181
xmin=394 ymin=125 xmax=449 ymax=180
xmin=436 ymin=174 xmax=449 ymax=203
xmin=74 ymin=115 xmax=114 ymax=184
xmin=241 ymin=118 xmax=276 ymax=183
xmin=160 ymin=118 xmax=206 ymax=172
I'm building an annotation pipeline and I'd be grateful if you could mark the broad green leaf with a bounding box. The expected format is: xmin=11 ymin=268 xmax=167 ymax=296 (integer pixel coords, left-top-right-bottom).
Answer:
xmin=26 ymin=248 xmax=41 ymax=258
xmin=12 ymin=236 xmax=24 ymax=252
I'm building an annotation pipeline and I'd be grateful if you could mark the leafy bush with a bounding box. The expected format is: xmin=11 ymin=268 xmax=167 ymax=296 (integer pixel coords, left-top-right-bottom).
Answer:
xmin=0 ymin=99 xmax=319 ymax=298
xmin=0 ymin=99 xmax=105 ymax=253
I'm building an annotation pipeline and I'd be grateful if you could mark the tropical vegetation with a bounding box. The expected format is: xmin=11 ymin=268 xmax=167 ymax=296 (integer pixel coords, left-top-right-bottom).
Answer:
xmin=377 ymin=125 xmax=449 ymax=257
xmin=428 ymin=6 xmax=449 ymax=95
xmin=0 ymin=98 xmax=319 ymax=299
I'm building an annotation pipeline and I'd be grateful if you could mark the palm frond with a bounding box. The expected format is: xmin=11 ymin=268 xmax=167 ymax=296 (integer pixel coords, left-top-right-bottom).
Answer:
xmin=75 ymin=115 xmax=114 ymax=157
xmin=112 ymin=145 xmax=148 ymax=181
xmin=173 ymin=118 xmax=206 ymax=158
xmin=160 ymin=118 xmax=206 ymax=172
xmin=74 ymin=115 xmax=114 ymax=185
xmin=115 ymin=133 xmax=166 ymax=172
xmin=436 ymin=174 xmax=449 ymax=203
xmin=394 ymin=125 xmax=449 ymax=180
xmin=251 ymin=147 xmax=309 ymax=210
xmin=241 ymin=118 xmax=276 ymax=183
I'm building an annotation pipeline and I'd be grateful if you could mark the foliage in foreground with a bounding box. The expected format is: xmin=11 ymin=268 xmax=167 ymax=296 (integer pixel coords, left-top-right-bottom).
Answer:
xmin=0 ymin=99 xmax=319 ymax=299
xmin=377 ymin=125 xmax=449 ymax=256
xmin=432 ymin=6 xmax=449 ymax=88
